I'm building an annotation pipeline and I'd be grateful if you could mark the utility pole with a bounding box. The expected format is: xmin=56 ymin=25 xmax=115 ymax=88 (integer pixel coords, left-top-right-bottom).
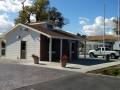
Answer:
xmin=103 ymin=4 xmax=105 ymax=47
xmin=103 ymin=4 xmax=106 ymax=57
xmin=118 ymin=0 xmax=120 ymax=41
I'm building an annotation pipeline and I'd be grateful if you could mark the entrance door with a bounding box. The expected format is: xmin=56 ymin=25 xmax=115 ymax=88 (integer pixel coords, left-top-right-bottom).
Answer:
xmin=21 ymin=41 xmax=26 ymax=59
xmin=1 ymin=40 xmax=6 ymax=56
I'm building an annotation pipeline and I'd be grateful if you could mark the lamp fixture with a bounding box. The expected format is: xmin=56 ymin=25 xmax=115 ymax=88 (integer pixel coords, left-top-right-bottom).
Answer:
xmin=16 ymin=36 xmax=20 ymax=39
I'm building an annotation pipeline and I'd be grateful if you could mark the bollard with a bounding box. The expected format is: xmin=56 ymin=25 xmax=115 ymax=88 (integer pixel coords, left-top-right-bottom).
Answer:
xmin=106 ymin=54 xmax=110 ymax=61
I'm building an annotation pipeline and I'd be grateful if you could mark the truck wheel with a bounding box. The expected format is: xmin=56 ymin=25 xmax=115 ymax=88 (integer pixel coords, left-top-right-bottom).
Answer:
xmin=89 ymin=53 xmax=94 ymax=58
xmin=110 ymin=54 xmax=115 ymax=59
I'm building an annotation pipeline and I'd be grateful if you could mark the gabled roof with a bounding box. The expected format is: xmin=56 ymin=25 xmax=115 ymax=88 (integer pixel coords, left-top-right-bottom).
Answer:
xmin=87 ymin=35 xmax=118 ymax=41
xmin=26 ymin=24 xmax=88 ymax=41
xmin=28 ymin=20 xmax=56 ymax=25
xmin=0 ymin=23 xmax=88 ymax=41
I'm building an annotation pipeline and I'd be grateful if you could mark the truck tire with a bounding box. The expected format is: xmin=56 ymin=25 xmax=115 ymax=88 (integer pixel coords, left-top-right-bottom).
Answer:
xmin=89 ymin=53 xmax=94 ymax=58
xmin=110 ymin=53 xmax=115 ymax=59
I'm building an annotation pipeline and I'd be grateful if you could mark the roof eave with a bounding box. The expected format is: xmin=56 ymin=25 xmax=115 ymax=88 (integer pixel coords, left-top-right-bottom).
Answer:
xmin=51 ymin=36 xmax=88 ymax=41
xmin=0 ymin=23 xmax=52 ymax=39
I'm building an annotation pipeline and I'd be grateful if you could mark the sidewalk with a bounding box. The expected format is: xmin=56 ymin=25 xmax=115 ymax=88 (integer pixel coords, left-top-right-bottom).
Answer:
xmin=0 ymin=57 xmax=120 ymax=73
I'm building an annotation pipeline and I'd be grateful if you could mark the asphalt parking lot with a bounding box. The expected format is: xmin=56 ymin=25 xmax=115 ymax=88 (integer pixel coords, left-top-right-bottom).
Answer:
xmin=15 ymin=73 xmax=120 ymax=90
xmin=0 ymin=55 xmax=120 ymax=90
xmin=0 ymin=62 xmax=77 ymax=90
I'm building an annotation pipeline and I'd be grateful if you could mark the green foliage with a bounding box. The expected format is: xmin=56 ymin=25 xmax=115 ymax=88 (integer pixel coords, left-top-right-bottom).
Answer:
xmin=80 ymin=42 xmax=84 ymax=48
xmin=113 ymin=18 xmax=120 ymax=24
xmin=77 ymin=33 xmax=81 ymax=36
xmin=98 ymin=68 xmax=120 ymax=76
xmin=82 ymin=35 xmax=87 ymax=38
xmin=14 ymin=0 xmax=69 ymax=28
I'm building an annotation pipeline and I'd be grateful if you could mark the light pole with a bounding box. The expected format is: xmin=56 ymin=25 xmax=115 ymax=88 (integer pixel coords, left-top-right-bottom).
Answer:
xmin=103 ymin=4 xmax=105 ymax=57
xmin=103 ymin=4 xmax=105 ymax=48
xmin=118 ymin=0 xmax=120 ymax=41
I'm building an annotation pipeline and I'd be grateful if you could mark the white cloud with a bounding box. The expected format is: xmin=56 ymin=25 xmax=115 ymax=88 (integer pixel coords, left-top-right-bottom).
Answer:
xmin=0 ymin=0 xmax=32 ymax=12
xmin=79 ymin=20 xmax=87 ymax=25
xmin=0 ymin=13 xmax=14 ymax=34
xmin=0 ymin=33 xmax=3 ymax=35
xmin=66 ymin=31 xmax=74 ymax=34
xmin=82 ymin=16 xmax=116 ymax=36
xmin=106 ymin=31 xmax=114 ymax=35
xmin=79 ymin=17 xmax=89 ymax=25
xmin=79 ymin=17 xmax=89 ymax=21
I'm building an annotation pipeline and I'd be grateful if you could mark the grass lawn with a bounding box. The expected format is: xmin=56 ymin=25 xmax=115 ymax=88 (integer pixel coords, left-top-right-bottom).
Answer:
xmin=87 ymin=65 xmax=120 ymax=77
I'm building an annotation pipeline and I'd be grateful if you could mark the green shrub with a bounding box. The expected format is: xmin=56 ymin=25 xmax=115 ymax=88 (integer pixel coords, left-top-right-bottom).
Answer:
xmin=98 ymin=68 xmax=120 ymax=76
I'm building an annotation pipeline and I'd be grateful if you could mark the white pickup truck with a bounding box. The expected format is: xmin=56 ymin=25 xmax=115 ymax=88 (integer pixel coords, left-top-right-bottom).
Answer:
xmin=88 ymin=47 xmax=120 ymax=59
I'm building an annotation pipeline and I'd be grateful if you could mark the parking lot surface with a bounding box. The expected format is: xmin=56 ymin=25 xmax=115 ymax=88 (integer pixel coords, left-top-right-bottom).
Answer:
xmin=0 ymin=62 xmax=77 ymax=90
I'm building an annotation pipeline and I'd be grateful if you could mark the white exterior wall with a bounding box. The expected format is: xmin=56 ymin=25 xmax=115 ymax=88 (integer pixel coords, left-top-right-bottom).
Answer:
xmin=0 ymin=39 xmax=1 ymax=57
xmin=6 ymin=26 xmax=40 ymax=60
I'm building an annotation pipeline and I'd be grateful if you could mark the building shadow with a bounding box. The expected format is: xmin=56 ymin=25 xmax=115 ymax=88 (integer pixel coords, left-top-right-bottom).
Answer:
xmin=65 ymin=67 xmax=81 ymax=69
xmin=67 ymin=58 xmax=114 ymax=66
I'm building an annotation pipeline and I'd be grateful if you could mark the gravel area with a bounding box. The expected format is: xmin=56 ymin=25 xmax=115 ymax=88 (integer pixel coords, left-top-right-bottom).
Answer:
xmin=0 ymin=62 xmax=77 ymax=90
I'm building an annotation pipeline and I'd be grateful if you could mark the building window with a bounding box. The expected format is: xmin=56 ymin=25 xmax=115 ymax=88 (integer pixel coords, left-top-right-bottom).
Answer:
xmin=47 ymin=24 xmax=53 ymax=29
xmin=116 ymin=31 xmax=120 ymax=35
xmin=1 ymin=40 xmax=6 ymax=56
xmin=1 ymin=41 xmax=6 ymax=48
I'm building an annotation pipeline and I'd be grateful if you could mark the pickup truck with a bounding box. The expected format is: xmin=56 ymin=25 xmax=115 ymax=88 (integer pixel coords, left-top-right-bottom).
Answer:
xmin=88 ymin=47 xmax=120 ymax=59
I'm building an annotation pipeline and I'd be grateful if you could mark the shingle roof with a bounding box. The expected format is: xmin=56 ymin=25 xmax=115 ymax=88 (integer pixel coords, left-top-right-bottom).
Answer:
xmin=87 ymin=35 xmax=118 ymax=41
xmin=25 ymin=24 xmax=87 ymax=40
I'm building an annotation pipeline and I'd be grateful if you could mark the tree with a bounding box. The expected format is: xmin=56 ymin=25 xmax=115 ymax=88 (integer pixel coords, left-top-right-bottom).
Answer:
xmin=15 ymin=6 xmax=31 ymax=24
xmin=113 ymin=18 xmax=120 ymax=24
xmin=82 ymin=35 xmax=87 ymax=38
xmin=77 ymin=33 xmax=81 ymax=36
xmin=112 ymin=18 xmax=120 ymax=32
xmin=14 ymin=0 xmax=69 ymax=28
xmin=80 ymin=42 xmax=84 ymax=48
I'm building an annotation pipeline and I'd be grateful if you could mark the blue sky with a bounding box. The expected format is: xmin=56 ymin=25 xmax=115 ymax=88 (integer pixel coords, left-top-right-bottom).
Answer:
xmin=0 ymin=0 xmax=119 ymax=36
